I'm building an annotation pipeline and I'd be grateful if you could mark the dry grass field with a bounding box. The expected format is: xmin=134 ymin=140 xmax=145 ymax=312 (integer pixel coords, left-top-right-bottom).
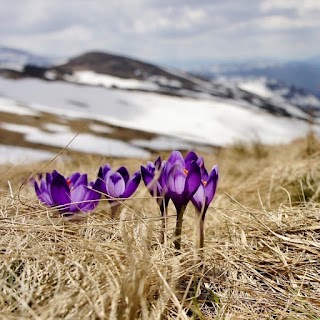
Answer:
xmin=1 ymin=134 xmax=320 ymax=319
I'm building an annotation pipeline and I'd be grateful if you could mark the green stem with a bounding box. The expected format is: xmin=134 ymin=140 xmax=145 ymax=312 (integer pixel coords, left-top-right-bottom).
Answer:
xmin=199 ymin=217 xmax=204 ymax=250
xmin=111 ymin=203 xmax=119 ymax=219
xmin=174 ymin=205 xmax=187 ymax=250
xmin=161 ymin=208 xmax=167 ymax=245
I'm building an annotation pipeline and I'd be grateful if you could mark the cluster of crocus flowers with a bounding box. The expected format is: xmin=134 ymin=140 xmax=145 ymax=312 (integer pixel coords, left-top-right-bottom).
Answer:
xmin=32 ymin=170 xmax=102 ymax=216
xmin=32 ymin=151 xmax=218 ymax=249
xmin=141 ymin=151 xmax=218 ymax=250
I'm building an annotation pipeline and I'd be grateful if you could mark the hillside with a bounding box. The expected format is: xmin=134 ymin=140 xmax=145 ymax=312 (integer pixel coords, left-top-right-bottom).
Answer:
xmin=1 ymin=47 xmax=320 ymax=164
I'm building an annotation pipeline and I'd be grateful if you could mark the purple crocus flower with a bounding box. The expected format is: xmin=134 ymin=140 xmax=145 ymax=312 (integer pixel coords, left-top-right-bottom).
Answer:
xmin=141 ymin=156 xmax=170 ymax=243
xmin=191 ymin=165 xmax=218 ymax=217
xmin=97 ymin=163 xmax=141 ymax=217
xmin=191 ymin=165 xmax=218 ymax=249
xmin=165 ymin=151 xmax=201 ymax=213
xmin=33 ymin=170 xmax=101 ymax=215
xmin=141 ymin=156 xmax=169 ymax=214
xmin=164 ymin=150 xmax=201 ymax=250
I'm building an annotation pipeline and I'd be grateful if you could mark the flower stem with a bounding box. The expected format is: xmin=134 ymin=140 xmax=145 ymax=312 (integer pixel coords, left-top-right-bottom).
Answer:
xmin=199 ymin=216 xmax=204 ymax=250
xmin=161 ymin=209 xmax=167 ymax=245
xmin=159 ymin=199 xmax=168 ymax=245
xmin=111 ymin=203 xmax=119 ymax=219
xmin=174 ymin=205 xmax=186 ymax=250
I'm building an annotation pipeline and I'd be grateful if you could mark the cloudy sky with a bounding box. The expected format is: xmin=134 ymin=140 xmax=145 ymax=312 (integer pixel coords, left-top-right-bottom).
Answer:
xmin=1 ymin=0 xmax=320 ymax=67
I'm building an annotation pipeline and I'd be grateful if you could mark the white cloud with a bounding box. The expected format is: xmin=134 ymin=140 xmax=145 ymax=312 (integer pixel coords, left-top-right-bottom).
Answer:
xmin=123 ymin=6 xmax=207 ymax=35
xmin=260 ymin=0 xmax=320 ymax=13
xmin=258 ymin=14 xmax=320 ymax=30
xmin=0 ymin=0 xmax=319 ymax=64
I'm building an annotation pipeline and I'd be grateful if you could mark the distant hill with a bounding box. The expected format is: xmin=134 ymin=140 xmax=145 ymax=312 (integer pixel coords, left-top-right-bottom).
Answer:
xmin=0 ymin=45 xmax=60 ymax=71
xmin=191 ymin=60 xmax=320 ymax=98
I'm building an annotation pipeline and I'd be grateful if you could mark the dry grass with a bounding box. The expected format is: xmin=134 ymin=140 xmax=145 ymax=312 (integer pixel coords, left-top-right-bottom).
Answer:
xmin=1 ymin=134 xmax=320 ymax=319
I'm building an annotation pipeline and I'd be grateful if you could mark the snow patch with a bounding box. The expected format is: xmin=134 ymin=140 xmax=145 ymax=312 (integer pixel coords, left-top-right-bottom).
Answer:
xmin=0 ymin=97 xmax=39 ymax=116
xmin=64 ymin=71 xmax=160 ymax=91
xmin=238 ymin=78 xmax=273 ymax=98
xmin=1 ymin=121 xmax=150 ymax=158
xmin=89 ymin=124 xmax=114 ymax=134
xmin=42 ymin=123 xmax=70 ymax=133
xmin=26 ymin=131 xmax=150 ymax=158
xmin=0 ymin=144 xmax=56 ymax=164
xmin=131 ymin=136 xmax=194 ymax=150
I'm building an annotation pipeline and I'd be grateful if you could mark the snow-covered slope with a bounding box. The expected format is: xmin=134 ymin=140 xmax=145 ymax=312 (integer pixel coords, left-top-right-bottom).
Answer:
xmin=191 ymin=60 xmax=320 ymax=99
xmin=216 ymin=76 xmax=320 ymax=115
xmin=0 ymin=77 xmax=318 ymax=148
xmin=1 ymin=47 xmax=320 ymax=163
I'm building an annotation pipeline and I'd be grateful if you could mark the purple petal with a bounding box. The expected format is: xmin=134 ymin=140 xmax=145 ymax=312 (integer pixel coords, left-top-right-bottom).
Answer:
xmin=159 ymin=160 xmax=168 ymax=188
xmin=167 ymin=151 xmax=184 ymax=166
xmin=68 ymin=172 xmax=81 ymax=187
xmin=80 ymin=180 xmax=101 ymax=211
xmin=73 ymin=174 xmax=88 ymax=189
xmin=70 ymin=184 xmax=87 ymax=205
xmin=52 ymin=170 xmax=60 ymax=179
xmin=204 ymin=165 xmax=218 ymax=205
xmin=106 ymin=171 xmax=125 ymax=198
xmin=38 ymin=174 xmax=54 ymax=205
xmin=169 ymin=169 xmax=186 ymax=194
xmin=69 ymin=188 xmax=87 ymax=212
xmin=97 ymin=167 xmax=107 ymax=194
xmin=83 ymin=179 xmax=101 ymax=211
xmin=196 ymin=156 xmax=204 ymax=168
xmin=145 ymin=161 xmax=156 ymax=174
xmin=141 ymin=166 xmax=154 ymax=187
xmin=51 ymin=173 xmax=71 ymax=209
xmin=185 ymin=162 xmax=201 ymax=197
xmin=154 ymin=156 xmax=162 ymax=170
xmin=33 ymin=179 xmax=49 ymax=204
xmin=184 ymin=151 xmax=198 ymax=166
xmin=141 ymin=165 xmax=163 ymax=197
xmin=191 ymin=184 xmax=206 ymax=213
xmin=123 ymin=171 xmax=141 ymax=198
xmin=40 ymin=174 xmax=49 ymax=194
xmin=117 ymin=166 xmax=130 ymax=184
xmin=102 ymin=163 xmax=111 ymax=178
xmin=46 ymin=172 xmax=53 ymax=185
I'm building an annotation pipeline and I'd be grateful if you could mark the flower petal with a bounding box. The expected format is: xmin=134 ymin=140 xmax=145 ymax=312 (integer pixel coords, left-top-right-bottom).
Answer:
xmin=204 ymin=165 xmax=219 ymax=205
xmin=168 ymin=164 xmax=185 ymax=194
xmin=184 ymin=151 xmax=198 ymax=166
xmin=68 ymin=172 xmax=81 ymax=187
xmin=154 ymin=156 xmax=162 ymax=170
xmin=191 ymin=184 xmax=205 ymax=213
xmin=70 ymin=183 xmax=87 ymax=205
xmin=33 ymin=179 xmax=48 ymax=204
xmin=185 ymin=161 xmax=201 ymax=197
xmin=51 ymin=173 xmax=71 ymax=210
xmin=39 ymin=173 xmax=54 ymax=205
xmin=145 ymin=161 xmax=156 ymax=174
xmin=117 ymin=166 xmax=130 ymax=184
xmin=80 ymin=180 xmax=102 ymax=211
xmin=141 ymin=166 xmax=155 ymax=189
xmin=102 ymin=163 xmax=111 ymax=178
xmin=122 ymin=170 xmax=141 ymax=198
xmin=106 ymin=171 xmax=125 ymax=198
xmin=167 ymin=151 xmax=184 ymax=166
xmin=97 ymin=167 xmax=107 ymax=194
xmin=73 ymin=174 xmax=88 ymax=189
